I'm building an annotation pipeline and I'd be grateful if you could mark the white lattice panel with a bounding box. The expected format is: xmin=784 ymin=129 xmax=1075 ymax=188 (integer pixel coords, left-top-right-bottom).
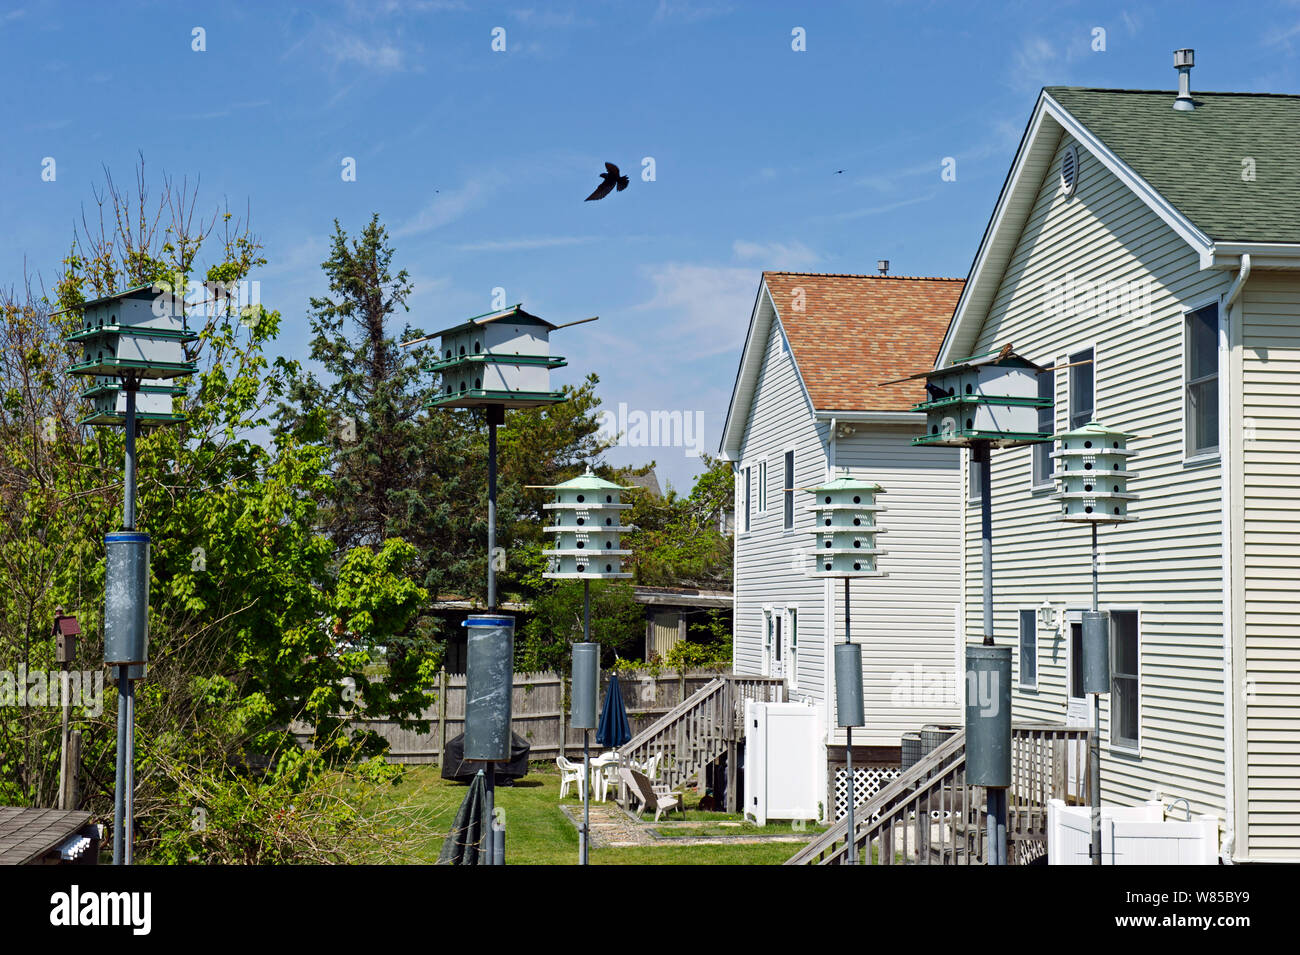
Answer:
xmin=834 ymin=766 xmax=899 ymax=820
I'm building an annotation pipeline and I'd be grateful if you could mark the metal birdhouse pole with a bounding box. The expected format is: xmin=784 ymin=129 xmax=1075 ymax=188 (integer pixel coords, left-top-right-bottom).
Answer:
xmin=804 ymin=476 xmax=882 ymax=864
xmin=906 ymin=347 xmax=1053 ymax=866
xmin=415 ymin=305 xmax=596 ymax=865
xmin=1051 ymin=420 xmax=1138 ymax=865
xmin=541 ymin=468 xmax=634 ymax=864
xmin=63 ymin=284 xmax=197 ymax=865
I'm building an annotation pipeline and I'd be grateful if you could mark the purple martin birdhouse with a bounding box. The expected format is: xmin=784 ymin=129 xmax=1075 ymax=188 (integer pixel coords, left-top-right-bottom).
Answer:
xmin=909 ymin=347 xmax=1052 ymax=448
xmin=541 ymin=470 xmax=635 ymax=579
xmin=805 ymin=476 xmax=887 ymax=577
xmin=427 ymin=304 xmax=570 ymax=410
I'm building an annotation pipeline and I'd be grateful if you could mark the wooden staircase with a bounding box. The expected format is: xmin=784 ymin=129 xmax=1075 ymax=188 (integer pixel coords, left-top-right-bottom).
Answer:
xmin=786 ymin=723 xmax=1090 ymax=865
xmin=618 ymin=675 xmax=785 ymax=803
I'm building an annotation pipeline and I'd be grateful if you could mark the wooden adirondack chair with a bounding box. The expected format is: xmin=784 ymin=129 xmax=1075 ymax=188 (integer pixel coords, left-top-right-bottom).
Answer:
xmin=621 ymin=767 xmax=684 ymax=822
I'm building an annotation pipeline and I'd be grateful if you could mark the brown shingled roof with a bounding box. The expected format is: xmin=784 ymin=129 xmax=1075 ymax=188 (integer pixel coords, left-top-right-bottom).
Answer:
xmin=762 ymin=272 xmax=963 ymax=411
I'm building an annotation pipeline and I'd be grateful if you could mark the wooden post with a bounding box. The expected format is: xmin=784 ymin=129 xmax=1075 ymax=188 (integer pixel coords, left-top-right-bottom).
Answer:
xmin=65 ymin=730 xmax=81 ymax=810
xmin=437 ymin=667 xmax=448 ymax=764
xmin=558 ymin=672 xmax=568 ymax=761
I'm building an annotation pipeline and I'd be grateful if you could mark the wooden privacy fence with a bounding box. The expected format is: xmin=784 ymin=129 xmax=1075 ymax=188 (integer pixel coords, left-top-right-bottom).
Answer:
xmin=335 ymin=668 xmax=729 ymax=763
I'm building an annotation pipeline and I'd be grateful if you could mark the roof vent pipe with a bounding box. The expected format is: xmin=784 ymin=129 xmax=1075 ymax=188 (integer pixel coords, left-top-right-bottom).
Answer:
xmin=877 ymin=259 xmax=890 ymax=276
xmin=1173 ymin=49 xmax=1195 ymax=111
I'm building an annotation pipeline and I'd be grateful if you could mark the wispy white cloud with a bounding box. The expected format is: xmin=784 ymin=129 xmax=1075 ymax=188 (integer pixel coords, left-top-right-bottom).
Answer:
xmin=327 ymin=33 xmax=412 ymax=72
xmin=652 ymin=1 xmax=733 ymax=23
xmin=732 ymin=239 xmax=819 ymax=269
xmin=457 ymin=235 xmax=602 ymax=252
xmin=392 ymin=176 xmax=495 ymax=238
xmin=820 ymin=192 xmax=938 ymax=223
xmin=632 ymin=262 xmax=756 ymax=358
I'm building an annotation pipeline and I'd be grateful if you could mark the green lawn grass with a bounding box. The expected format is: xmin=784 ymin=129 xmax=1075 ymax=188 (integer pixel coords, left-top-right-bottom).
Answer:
xmin=357 ymin=763 xmax=809 ymax=865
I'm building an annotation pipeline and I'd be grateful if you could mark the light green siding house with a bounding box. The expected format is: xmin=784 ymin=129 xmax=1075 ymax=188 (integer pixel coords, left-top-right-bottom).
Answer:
xmin=938 ymin=82 xmax=1300 ymax=862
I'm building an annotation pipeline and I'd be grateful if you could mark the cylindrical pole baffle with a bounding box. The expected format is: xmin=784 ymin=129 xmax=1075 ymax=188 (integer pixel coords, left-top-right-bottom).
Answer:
xmin=463 ymin=614 xmax=515 ymax=761
xmin=834 ymin=642 xmax=864 ymax=728
xmin=1081 ymin=610 xmax=1111 ymax=696
xmin=104 ymin=532 xmax=150 ymax=666
xmin=571 ymin=643 xmax=599 ymax=730
xmin=964 ymin=644 xmax=1011 ymax=788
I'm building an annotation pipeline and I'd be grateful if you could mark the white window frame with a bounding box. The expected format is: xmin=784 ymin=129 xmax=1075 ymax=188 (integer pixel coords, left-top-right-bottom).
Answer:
xmin=761 ymin=605 xmax=773 ymax=676
xmin=757 ymin=459 xmax=768 ymax=514
xmin=1108 ymin=607 xmax=1142 ymax=755
xmin=1182 ymin=297 xmax=1222 ymax=464
xmin=741 ymin=464 xmax=752 ymax=535
xmin=784 ymin=604 xmax=799 ymax=689
xmin=1067 ymin=343 xmax=1096 ymax=432
xmin=782 ymin=448 xmax=796 ymax=532
xmin=1017 ymin=607 xmax=1039 ymax=691
xmin=1030 ymin=365 xmax=1057 ymax=491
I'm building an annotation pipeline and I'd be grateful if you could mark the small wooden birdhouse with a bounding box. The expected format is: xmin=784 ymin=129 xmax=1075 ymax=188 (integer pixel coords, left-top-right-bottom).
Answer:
xmin=542 ymin=470 xmax=634 ymax=578
xmin=78 ymin=377 xmax=186 ymax=428
xmin=66 ymin=285 xmax=198 ymax=381
xmin=910 ymin=348 xmax=1051 ymax=448
xmin=51 ymin=610 xmax=81 ymax=665
xmin=804 ymin=476 xmax=887 ymax=577
xmin=1051 ymin=421 xmax=1138 ymax=522
xmin=427 ymin=305 xmax=568 ymax=410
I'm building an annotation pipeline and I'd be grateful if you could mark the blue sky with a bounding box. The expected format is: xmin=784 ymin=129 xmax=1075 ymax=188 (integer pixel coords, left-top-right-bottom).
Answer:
xmin=4 ymin=0 xmax=1299 ymax=491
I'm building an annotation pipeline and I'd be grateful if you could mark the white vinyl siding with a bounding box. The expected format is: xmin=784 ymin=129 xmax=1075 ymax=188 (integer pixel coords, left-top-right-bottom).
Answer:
xmin=1237 ymin=272 xmax=1300 ymax=859
xmin=732 ymin=287 xmax=962 ymax=742
xmin=961 ymin=132 xmax=1228 ymax=820
xmin=829 ymin=428 xmax=962 ymax=745
xmin=732 ymin=294 xmax=828 ymax=694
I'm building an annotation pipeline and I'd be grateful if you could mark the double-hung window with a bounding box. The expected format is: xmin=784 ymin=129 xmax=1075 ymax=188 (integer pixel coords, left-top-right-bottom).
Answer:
xmin=1069 ymin=347 xmax=1094 ymax=430
xmin=783 ymin=451 xmax=795 ymax=530
xmin=1185 ymin=304 xmax=1219 ymax=457
xmin=1110 ymin=611 xmax=1140 ymax=748
xmin=1032 ymin=369 xmax=1056 ymax=487
xmin=1018 ymin=609 xmax=1038 ymax=689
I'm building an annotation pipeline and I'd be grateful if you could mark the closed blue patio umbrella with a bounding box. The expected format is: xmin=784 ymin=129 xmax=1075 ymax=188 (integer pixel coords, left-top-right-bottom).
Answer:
xmin=596 ymin=673 xmax=632 ymax=749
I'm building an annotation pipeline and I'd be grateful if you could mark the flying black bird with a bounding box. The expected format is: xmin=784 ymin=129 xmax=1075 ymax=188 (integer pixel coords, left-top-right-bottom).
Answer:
xmin=835 ymin=169 xmax=845 ymax=174
xmin=585 ymin=162 xmax=630 ymax=201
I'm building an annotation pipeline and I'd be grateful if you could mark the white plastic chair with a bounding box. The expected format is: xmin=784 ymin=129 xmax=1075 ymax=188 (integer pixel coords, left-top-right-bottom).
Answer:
xmin=556 ymin=755 xmax=587 ymax=800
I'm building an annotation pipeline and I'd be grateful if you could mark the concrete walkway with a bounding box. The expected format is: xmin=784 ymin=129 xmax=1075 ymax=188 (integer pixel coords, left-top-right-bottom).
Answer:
xmin=560 ymin=802 xmax=810 ymax=849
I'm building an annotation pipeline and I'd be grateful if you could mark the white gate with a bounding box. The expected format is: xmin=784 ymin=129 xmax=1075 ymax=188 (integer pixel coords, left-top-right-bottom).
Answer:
xmin=1047 ymin=799 xmax=1219 ymax=864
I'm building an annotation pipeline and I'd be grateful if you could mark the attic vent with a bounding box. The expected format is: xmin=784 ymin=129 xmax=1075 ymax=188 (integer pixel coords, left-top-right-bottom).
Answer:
xmin=1061 ymin=144 xmax=1079 ymax=197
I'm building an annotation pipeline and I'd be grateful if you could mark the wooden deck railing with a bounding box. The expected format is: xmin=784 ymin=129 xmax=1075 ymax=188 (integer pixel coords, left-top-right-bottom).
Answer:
xmin=786 ymin=723 xmax=1091 ymax=865
xmin=618 ymin=674 xmax=785 ymax=795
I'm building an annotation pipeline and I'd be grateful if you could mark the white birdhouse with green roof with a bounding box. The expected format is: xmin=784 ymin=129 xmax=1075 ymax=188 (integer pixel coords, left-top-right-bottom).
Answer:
xmin=66 ymin=285 xmax=198 ymax=381
xmin=79 ymin=378 xmax=186 ymax=428
xmin=909 ymin=348 xmax=1052 ymax=448
xmin=427 ymin=304 xmax=570 ymax=410
xmin=1052 ymin=421 xmax=1138 ymax=522
xmin=542 ymin=469 xmax=634 ymax=578
xmin=805 ymin=476 xmax=886 ymax=577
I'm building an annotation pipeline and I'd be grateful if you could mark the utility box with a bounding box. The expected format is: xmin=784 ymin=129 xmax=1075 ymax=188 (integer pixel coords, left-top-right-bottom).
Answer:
xmin=542 ymin=470 xmax=634 ymax=579
xmin=427 ymin=305 xmax=568 ymax=409
xmin=1052 ymin=421 xmax=1138 ymax=522
xmin=909 ymin=348 xmax=1052 ymax=448
xmin=744 ymin=700 xmax=825 ymax=826
xmin=804 ymin=476 xmax=886 ymax=577
xmin=66 ymin=286 xmax=198 ymax=381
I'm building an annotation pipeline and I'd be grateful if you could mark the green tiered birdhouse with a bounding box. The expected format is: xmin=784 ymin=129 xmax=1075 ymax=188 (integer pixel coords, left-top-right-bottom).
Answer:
xmin=909 ymin=348 xmax=1052 ymax=448
xmin=78 ymin=377 xmax=186 ymax=428
xmin=66 ymin=285 xmax=198 ymax=382
xmin=542 ymin=470 xmax=634 ymax=579
xmin=805 ymin=476 xmax=886 ymax=577
xmin=1051 ymin=421 xmax=1138 ymax=522
xmin=65 ymin=286 xmax=197 ymax=428
xmin=427 ymin=304 xmax=568 ymax=410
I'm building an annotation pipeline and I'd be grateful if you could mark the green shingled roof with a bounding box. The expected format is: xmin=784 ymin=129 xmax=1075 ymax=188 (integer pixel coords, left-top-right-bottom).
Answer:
xmin=1046 ymin=87 xmax=1300 ymax=244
